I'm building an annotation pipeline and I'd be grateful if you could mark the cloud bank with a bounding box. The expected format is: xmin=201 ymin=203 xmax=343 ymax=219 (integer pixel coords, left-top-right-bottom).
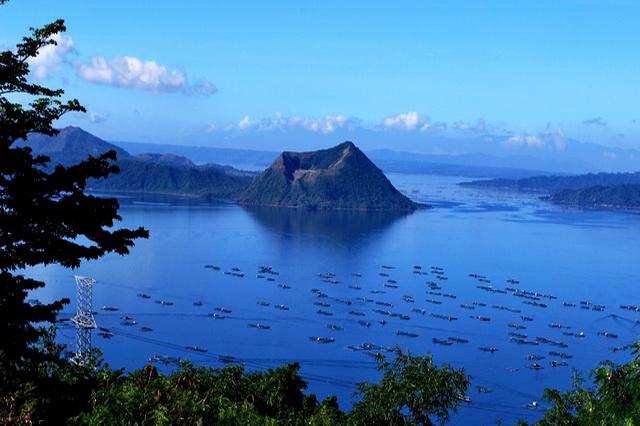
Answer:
xmin=231 ymin=114 xmax=360 ymax=134
xmin=75 ymin=55 xmax=216 ymax=96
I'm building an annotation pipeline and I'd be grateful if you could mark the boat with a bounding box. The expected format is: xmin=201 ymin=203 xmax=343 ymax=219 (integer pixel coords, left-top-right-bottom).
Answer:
xmin=348 ymin=285 xmax=361 ymax=290
xmin=102 ymin=306 xmax=119 ymax=311
xmin=193 ymin=301 xmax=203 ymax=306
xmin=155 ymin=300 xmax=174 ymax=306
xmin=396 ymin=330 xmax=419 ymax=337
xmin=476 ymin=386 xmax=493 ymax=393
xmin=152 ymin=355 xmax=180 ymax=365
xmin=358 ymin=320 xmax=372 ymax=327
xmin=525 ymin=355 xmax=545 ymax=360
xmin=98 ymin=332 xmax=114 ymax=338
xmin=348 ymin=311 xmax=366 ymax=316
xmin=314 ymin=301 xmax=330 ymax=307
xmin=479 ymin=347 xmax=497 ymax=353
xmin=185 ymin=346 xmax=208 ymax=353
xmin=326 ymin=324 xmax=344 ymax=331
xmin=309 ymin=336 xmax=335 ymax=343
xmin=218 ymin=355 xmax=236 ymax=363
xmin=526 ymin=363 xmax=544 ymax=370
xmin=138 ymin=327 xmax=153 ymax=332
xmin=470 ymin=315 xmax=490 ymax=321
xmin=433 ymin=338 xmax=453 ymax=346
xmin=248 ymin=323 xmax=271 ymax=329
xmin=120 ymin=320 xmax=137 ymax=326
xmin=214 ymin=307 xmax=232 ymax=313
xmin=207 ymin=313 xmax=225 ymax=319
xmin=274 ymin=304 xmax=289 ymax=310
xmin=137 ymin=293 xmax=151 ymax=299
xmin=256 ymin=301 xmax=270 ymax=306
xmin=448 ymin=337 xmax=469 ymax=343
xmin=317 ymin=309 xmax=333 ymax=316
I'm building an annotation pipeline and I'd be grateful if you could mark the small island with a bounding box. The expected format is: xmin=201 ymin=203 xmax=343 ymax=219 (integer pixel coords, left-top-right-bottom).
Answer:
xmin=234 ymin=141 xmax=429 ymax=210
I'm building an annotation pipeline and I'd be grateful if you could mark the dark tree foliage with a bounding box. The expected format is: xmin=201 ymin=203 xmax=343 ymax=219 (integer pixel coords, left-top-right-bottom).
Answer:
xmin=0 ymin=12 xmax=148 ymax=422
xmin=74 ymin=361 xmax=346 ymax=424
xmin=350 ymin=348 xmax=471 ymax=425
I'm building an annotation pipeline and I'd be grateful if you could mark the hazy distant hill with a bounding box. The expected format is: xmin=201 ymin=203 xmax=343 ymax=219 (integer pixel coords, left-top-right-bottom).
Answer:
xmin=460 ymin=172 xmax=640 ymax=193
xmin=544 ymin=184 xmax=640 ymax=209
xmin=115 ymin=140 xmax=567 ymax=179
xmin=235 ymin=141 xmax=427 ymax=210
xmin=461 ymin=172 xmax=640 ymax=210
xmin=20 ymin=126 xmax=133 ymax=165
xmin=20 ymin=127 xmax=254 ymax=198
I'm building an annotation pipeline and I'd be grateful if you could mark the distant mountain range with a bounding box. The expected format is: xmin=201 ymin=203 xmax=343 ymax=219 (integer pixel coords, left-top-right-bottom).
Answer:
xmin=124 ymin=126 xmax=640 ymax=176
xmin=461 ymin=172 xmax=640 ymax=209
xmin=235 ymin=141 xmax=425 ymax=210
xmin=20 ymin=127 xmax=423 ymax=210
xmin=21 ymin=127 xmax=254 ymax=198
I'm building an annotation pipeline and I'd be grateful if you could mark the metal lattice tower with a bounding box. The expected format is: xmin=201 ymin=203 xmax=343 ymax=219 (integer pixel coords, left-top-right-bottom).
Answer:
xmin=70 ymin=275 xmax=97 ymax=365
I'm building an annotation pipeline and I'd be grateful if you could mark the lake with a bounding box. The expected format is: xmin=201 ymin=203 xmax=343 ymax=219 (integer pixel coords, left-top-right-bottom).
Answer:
xmin=27 ymin=174 xmax=640 ymax=425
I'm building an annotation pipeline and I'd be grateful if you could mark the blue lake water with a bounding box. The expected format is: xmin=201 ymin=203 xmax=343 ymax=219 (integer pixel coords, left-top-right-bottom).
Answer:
xmin=28 ymin=174 xmax=640 ymax=425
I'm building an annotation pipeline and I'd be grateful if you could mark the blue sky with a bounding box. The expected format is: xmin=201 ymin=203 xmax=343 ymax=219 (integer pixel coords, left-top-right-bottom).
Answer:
xmin=2 ymin=0 xmax=639 ymax=153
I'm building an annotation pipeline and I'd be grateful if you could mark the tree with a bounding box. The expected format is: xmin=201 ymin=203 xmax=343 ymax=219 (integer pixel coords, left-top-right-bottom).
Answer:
xmin=74 ymin=361 xmax=346 ymax=424
xmin=350 ymin=348 xmax=471 ymax=425
xmin=0 ymin=9 xmax=148 ymax=421
xmin=522 ymin=342 xmax=640 ymax=425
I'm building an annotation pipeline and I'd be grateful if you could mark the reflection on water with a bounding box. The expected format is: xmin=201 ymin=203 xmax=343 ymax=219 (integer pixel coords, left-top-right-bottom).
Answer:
xmin=243 ymin=205 xmax=411 ymax=242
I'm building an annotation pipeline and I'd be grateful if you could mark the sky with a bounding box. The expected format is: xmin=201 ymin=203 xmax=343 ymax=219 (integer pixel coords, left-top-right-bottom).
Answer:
xmin=2 ymin=0 xmax=640 ymax=154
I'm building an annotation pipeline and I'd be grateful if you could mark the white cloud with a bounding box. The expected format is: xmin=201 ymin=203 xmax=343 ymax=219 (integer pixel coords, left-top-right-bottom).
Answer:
xmin=540 ymin=127 xmax=567 ymax=150
xmin=506 ymin=135 xmax=546 ymax=147
xmin=453 ymin=118 xmax=488 ymax=133
xmin=75 ymin=55 xmax=216 ymax=96
xmin=382 ymin=111 xmax=429 ymax=131
xmin=237 ymin=116 xmax=253 ymax=129
xmin=27 ymin=34 xmax=75 ymax=80
xmin=232 ymin=114 xmax=359 ymax=134
xmin=86 ymin=106 xmax=110 ymax=123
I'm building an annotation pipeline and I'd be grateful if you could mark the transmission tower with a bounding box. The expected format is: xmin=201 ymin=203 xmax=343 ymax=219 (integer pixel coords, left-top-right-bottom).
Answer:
xmin=70 ymin=275 xmax=97 ymax=366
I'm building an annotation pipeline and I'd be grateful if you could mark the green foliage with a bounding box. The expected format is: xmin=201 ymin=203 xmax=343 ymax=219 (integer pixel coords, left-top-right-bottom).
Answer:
xmin=0 ymin=328 xmax=113 ymax=424
xmin=350 ymin=348 xmax=471 ymax=425
xmin=1 ymin=8 xmax=148 ymax=422
xmin=75 ymin=361 xmax=346 ymax=425
xmin=89 ymin=158 xmax=253 ymax=198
